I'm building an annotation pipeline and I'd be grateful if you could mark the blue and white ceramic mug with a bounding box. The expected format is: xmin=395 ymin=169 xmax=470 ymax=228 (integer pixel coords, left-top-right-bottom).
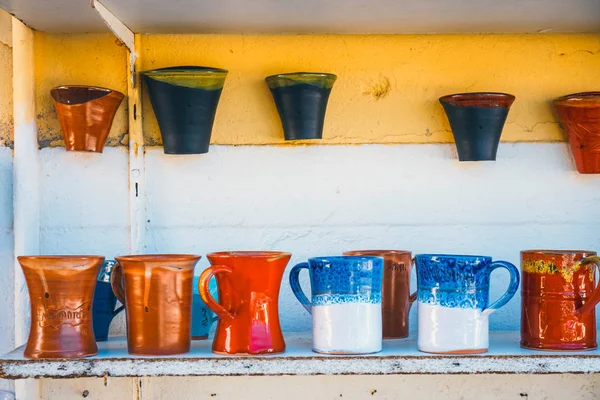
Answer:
xmin=191 ymin=276 xmax=218 ymax=339
xmin=92 ymin=260 xmax=125 ymax=342
xmin=415 ymin=254 xmax=519 ymax=354
xmin=289 ymin=256 xmax=383 ymax=354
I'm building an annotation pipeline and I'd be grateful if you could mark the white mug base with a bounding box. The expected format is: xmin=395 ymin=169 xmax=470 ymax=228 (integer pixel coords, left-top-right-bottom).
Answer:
xmin=418 ymin=302 xmax=489 ymax=353
xmin=312 ymin=302 xmax=382 ymax=354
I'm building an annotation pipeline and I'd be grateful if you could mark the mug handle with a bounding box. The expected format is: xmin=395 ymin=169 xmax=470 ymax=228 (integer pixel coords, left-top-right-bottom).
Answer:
xmin=409 ymin=257 xmax=417 ymax=305
xmin=575 ymin=256 xmax=600 ymax=317
xmin=199 ymin=265 xmax=234 ymax=319
xmin=289 ymin=262 xmax=312 ymax=314
xmin=484 ymin=260 xmax=520 ymax=313
xmin=109 ymin=262 xmax=127 ymax=306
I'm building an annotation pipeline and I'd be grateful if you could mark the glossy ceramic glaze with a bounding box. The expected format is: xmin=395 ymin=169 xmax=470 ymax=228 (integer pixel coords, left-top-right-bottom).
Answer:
xmin=191 ymin=276 xmax=218 ymax=340
xmin=554 ymin=92 xmax=600 ymax=174
xmin=290 ymin=256 xmax=383 ymax=354
xmin=199 ymin=251 xmax=291 ymax=355
xmin=111 ymin=254 xmax=200 ymax=355
xmin=92 ymin=260 xmax=124 ymax=342
xmin=439 ymin=92 xmax=515 ymax=161
xmin=141 ymin=66 xmax=228 ymax=154
xmin=521 ymin=250 xmax=600 ymax=351
xmin=415 ymin=254 xmax=519 ymax=354
xmin=17 ymin=255 xmax=104 ymax=359
xmin=343 ymin=250 xmax=414 ymax=339
xmin=266 ymin=72 xmax=337 ymax=140
xmin=50 ymin=86 xmax=124 ymax=153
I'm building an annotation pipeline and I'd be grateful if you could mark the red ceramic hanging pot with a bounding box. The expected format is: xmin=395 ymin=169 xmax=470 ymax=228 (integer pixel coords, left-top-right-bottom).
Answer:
xmin=554 ymin=92 xmax=600 ymax=174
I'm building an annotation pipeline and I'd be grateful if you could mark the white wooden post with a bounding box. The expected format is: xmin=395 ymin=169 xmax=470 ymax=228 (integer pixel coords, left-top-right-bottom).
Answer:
xmin=12 ymin=16 xmax=41 ymax=400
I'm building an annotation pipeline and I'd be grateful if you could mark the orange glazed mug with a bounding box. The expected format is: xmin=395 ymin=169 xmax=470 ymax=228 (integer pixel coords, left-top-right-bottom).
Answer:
xmin=111 ymin=254 xmax=201 ymax=355
xmin=521 ymin=250 xmax=600 ymax=351
xmin=199 ymin=251 xmax=291 ymax=355
xmin=18 ymin=255 xmax=104 ymax=358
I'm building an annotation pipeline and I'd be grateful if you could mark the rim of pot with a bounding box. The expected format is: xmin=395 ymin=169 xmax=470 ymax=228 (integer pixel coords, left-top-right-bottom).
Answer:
xmin=141 ymin=66 xmax=228 ymax=90
xmin=17 ymin=255 xmax=105 ymax=263
xmin=265 ymin=72 xmax=337 ymax=89
xmin=521 ymin=249 xmax=597 ymax=255
xmin=207 ymin=251 xmax=292 ymax=259
xmin=554 ymin=92 xmax=600 ymax=107
xmin=50 ymin=85 xmax=124 ymax=105
xmin=439 ymin=92 xmax=516 ymax=108
xmin=414 ymin=254 xmax=492 ymax=260
xmin=115 ymin=254 xmax=202 ymax=262
xmin=140 ymin=66 xmax=228 ymax=77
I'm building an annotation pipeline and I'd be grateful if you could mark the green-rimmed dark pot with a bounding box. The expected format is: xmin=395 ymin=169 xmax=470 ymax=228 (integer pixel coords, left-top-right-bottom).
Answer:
xmin=141 ymin=66 xmax=228 ymax=154
xmin=266 ymin=72 xmax=337 ymax=140
xmin=439 ymin=92 xmax=515 ymax=162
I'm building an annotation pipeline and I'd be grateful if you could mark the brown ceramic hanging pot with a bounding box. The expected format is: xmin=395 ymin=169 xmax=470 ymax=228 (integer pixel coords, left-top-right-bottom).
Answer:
xmin=111 ymin=254 xmax=201 ymax=355
xmin=554 ymin=92 xmax=600 ymax=174
xmin=17 ymin=255 xmax=105 ymax=359
xmin=50 ymin=85 xmax=124 ymax=153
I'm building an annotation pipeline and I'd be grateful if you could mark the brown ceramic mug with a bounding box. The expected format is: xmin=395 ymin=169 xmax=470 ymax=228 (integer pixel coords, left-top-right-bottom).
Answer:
xmin=111 ymin=254 xmax=201 ymax=355
xmin=521 ymin=250 xmax=600 ymax=351
xmin=343 ymin=250 xmax=415 ymax=339
xmin=18 ymin=255 xmax=105 ymax=358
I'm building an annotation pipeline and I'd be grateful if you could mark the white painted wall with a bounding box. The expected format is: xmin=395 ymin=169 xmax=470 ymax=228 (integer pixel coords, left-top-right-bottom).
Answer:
xmin=8 ymin=141 xmax=600 ymax=398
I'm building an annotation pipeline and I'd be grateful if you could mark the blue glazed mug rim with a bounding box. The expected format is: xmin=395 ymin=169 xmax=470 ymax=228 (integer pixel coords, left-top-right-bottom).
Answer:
xmin=308 ymin=256 xmax=383 ymax=263
xmin=415 ymin=254 xmax=491 ymax=261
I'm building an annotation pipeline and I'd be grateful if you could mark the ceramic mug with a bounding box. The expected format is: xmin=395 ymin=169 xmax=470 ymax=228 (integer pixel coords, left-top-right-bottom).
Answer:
xmin=92 ymin=260 xmax=125 ymax=342
xmin=343 ymin=250 xmax=415 ymax=339
xmin=415 ymin=254 xmax=519 ymax=354
xmin=199 ymin=251 xmax=291 ymax=355
xmin=521 ymin=250 xmax=600 ymax=351
xmin=17 ymin=255 xmax=104 ymax=358
xmin=111 ymin=254 xmax=201 ymax=355
xmin=191 ymin=276 xmax=218 ymax=339
xmin=290 ymin=256 xmax=384 ymax=354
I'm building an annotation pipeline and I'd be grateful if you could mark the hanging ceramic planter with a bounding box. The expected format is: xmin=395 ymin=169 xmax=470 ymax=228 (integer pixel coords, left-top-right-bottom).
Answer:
xmin=266 ymin=72 xmax=337 ymax=140
xmin=141 ymin=66 xmax=228 ymax=155
xmin=554 ymin=92 xmax=600 ymax=174
xmin=439 ymin=92 xmax=515 ymax=161
xmin=51 ymin=86 xmax=124 ymax=153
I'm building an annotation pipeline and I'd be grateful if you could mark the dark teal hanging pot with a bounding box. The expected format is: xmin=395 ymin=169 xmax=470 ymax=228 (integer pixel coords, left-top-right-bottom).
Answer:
xmin=266 ymin=72 xmax=337 ymax=140
xmin=439 ymin=92 xmax=515 ymax=161
xmin=141 ymin=66 xmax=228 ymax=154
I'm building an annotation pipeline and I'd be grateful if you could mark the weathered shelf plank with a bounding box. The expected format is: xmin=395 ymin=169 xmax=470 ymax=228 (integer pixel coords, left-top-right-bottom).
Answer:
xmin=2 ymin=332 xmax=600 ymax=379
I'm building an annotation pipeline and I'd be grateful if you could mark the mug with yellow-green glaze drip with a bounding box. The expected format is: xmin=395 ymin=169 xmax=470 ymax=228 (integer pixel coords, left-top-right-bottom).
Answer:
xmin=521 ymin=250 xmax=600 ymax=351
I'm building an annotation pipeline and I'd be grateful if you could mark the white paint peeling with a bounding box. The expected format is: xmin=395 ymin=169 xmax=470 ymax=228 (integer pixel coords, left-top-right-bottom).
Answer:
xmin=1 ymin=332 xmax=600 ymax=378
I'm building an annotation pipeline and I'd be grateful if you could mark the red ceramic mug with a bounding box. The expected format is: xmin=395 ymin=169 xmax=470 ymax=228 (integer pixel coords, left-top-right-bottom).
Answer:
xmin=521 ymin=250 xmax=600 ymax=351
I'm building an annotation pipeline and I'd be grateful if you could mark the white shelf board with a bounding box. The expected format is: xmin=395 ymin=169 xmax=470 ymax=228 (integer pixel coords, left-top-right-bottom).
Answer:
xmin=1 ymin=0 xmax=600 ymax=34
xmin=1 ymin=332 xmax=600 ymax=379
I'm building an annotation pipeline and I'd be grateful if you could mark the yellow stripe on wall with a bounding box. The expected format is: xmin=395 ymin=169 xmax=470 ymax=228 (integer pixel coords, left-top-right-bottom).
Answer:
xmin=33 ymin=33 xmax=600 ymax=147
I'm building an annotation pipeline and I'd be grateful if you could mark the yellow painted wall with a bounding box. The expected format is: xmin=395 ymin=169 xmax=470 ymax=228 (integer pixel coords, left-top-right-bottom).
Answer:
xmin=34 ymin=33 xmax=128 ymax=148
xmin=0 ymin=11 xmax=12 ymax=148
xmin=31 ymin=33 xmax=599 ymax=147
xmin=140 ymin=34 xmax=600 ymax=146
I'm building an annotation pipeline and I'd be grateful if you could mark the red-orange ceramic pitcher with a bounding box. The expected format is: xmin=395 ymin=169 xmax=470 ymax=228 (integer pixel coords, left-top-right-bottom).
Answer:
xmin=199 ymin=251 xmax=291 ymax=355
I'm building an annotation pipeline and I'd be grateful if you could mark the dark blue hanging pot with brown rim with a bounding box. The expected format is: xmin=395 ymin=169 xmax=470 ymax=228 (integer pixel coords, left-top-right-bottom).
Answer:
xmin=266 ymin=72 xmax=337 ymax=140
xmin=141 ymin=66 xmax=228 ymax=154
xmin=439 ymin=92 xmax=515 ymax=161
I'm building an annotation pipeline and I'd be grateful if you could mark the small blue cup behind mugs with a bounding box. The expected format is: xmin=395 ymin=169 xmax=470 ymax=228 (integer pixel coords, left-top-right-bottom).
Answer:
xmin=415 ymin=254 xmax=519 ymax=354
xmin=92 ymin=260 xmax=125 ymax=342
xmin=192 ymin=276 xmax=218 ymax=339
xmin=290 ymin=256 xmax=383 ymax=354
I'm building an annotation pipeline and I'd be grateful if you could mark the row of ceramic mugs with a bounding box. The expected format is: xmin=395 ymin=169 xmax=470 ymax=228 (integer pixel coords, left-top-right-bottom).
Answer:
xmin=17 ymin=249 xmax=600 ymax=359
xmin=50 ymin=68 xmax=600 ymax=172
